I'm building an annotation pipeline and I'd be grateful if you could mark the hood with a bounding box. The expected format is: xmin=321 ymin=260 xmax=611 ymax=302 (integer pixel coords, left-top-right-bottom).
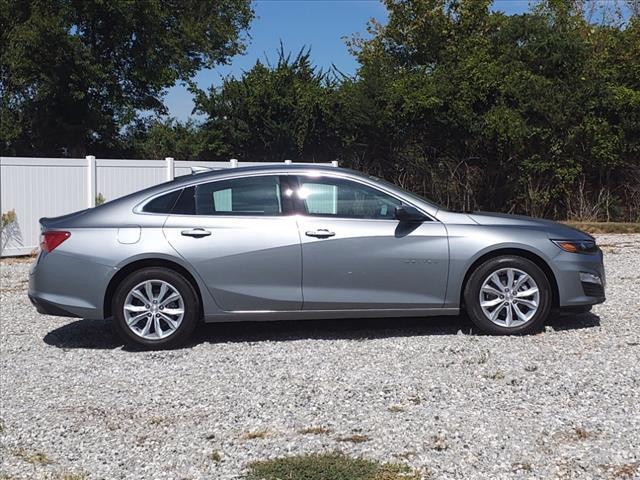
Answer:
xmin=465 ymin=211 xmax=594 ymax=240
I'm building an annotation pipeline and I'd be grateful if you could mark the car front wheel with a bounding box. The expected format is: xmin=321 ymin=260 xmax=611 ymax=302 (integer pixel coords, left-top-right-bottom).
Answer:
xmin=112 ymin=267 xmax=199 ymax=349
xmin=464 ymin=256 xmax=552 ymax=335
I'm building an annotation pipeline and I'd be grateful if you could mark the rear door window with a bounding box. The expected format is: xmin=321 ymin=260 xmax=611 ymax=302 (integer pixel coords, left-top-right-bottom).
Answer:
xmin=171 ymin=175 xmax=291 ymax=216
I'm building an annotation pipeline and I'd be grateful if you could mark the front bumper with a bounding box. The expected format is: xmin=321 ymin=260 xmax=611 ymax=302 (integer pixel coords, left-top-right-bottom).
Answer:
xmin=553 ymin=248 xmax=606 ymax=307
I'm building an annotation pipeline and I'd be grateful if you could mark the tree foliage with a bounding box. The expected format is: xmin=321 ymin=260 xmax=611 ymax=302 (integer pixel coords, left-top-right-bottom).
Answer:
xmin=342 ymin=0 xmax=640 ymax=220
xmin=188 ymin=0 xmax=639 ymax=220
xmin=193 ymin=45 xmax=342 ymax=162
xmin=0 ymin=0 xmax=253 ymax=156
xmin=2 ymin=0 xmax=639 ymax=221
xmin=121 ymin=117 xmax=205 ymax=161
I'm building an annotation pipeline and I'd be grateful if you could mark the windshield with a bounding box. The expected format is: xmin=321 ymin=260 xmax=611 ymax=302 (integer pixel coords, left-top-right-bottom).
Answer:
xmin=368 ymin=175 xmax=445 ymax=211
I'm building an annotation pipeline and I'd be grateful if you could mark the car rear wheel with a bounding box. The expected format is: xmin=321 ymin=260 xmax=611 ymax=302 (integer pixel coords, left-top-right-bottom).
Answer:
xmin=464 ymin=256 xmax=552 ymax=335
xmin=112 ymin=267 xmax=199 ymax=349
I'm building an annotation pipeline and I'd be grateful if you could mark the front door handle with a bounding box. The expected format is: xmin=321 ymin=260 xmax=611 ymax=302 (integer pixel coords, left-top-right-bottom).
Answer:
xmin=305 ymin=229 xmax=335 ymax=238
xmin=181 ymin=228 xmax=211 ymax=238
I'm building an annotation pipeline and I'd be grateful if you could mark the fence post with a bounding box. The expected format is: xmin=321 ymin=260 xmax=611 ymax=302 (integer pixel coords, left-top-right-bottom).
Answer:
xmin=165 ymin=157 xmax=175 ymax=181
xmin=86 ymin=155 xmax=96 ymax=208
xmin=230 ymin=158 xmax=238 ymax=168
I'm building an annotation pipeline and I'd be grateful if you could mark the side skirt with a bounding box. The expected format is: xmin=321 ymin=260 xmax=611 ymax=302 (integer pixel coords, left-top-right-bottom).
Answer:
xmin=203 ymin=307 xmax=460 ymax=323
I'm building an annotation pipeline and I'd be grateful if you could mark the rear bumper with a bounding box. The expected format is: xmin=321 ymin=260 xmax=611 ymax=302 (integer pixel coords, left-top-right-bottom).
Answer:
xmin=553 ymin=249 xmax=606 ymax=307
xmin=28 ymin=251 xmax=113 ymax=319
xmin=28 ymin=293 xmax=82 ymax=318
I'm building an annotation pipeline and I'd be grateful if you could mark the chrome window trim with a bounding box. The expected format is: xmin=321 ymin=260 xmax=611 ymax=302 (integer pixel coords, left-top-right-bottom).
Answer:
xmin=293 ymin=171 xmax=439 ymax=222
xmin=133 ymin=172 xmax=290 ymax=217
xmin=133 ymin=169 xmax=439 ymax=222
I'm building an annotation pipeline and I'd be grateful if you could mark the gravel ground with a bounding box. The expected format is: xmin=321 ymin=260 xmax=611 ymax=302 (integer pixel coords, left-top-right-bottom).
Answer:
xmin=1 ymin=234 xmax=639 ymax=480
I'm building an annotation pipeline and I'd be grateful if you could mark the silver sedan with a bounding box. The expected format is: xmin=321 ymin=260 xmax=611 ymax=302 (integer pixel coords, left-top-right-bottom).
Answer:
xmin=29 ymin=165 xmax=605 ymax=348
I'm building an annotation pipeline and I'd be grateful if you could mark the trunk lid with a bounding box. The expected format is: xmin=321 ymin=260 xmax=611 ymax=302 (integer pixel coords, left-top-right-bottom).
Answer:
xmin=39 ymin=209 xmax=89 ymax=230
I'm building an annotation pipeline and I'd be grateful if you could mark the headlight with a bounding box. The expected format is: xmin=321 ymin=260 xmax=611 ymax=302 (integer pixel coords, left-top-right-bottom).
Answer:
xmin=551 ymin=239 xmax=598 ymax=254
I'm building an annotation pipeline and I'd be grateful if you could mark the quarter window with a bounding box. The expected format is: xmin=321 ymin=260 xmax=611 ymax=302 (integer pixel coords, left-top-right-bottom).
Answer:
xmin=142 ymin=189 xmax=181 ymax=214
xmin=297 ymin=177 xmax=402 ymax=220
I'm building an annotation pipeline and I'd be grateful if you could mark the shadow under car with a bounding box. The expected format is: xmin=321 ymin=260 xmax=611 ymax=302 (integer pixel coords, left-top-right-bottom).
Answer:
xmin=43 ymin=312 xmax=601 ymax=351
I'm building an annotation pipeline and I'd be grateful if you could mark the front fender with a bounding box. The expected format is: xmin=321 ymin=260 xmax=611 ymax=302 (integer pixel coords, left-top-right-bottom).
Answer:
xmin=443 ymin=225 xmax=561 ymax=308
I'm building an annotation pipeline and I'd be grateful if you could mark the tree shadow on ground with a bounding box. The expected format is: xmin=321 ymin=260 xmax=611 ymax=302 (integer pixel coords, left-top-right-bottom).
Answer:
xmin=43 ymin=312 xmax=601 ymax=351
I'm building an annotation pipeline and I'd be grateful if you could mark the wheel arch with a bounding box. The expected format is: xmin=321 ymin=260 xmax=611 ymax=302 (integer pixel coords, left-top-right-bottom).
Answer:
xmin=103 ymin=258 xmax=204 ymax=319
xmin=460 ymin=248 xmax=560 ymax=309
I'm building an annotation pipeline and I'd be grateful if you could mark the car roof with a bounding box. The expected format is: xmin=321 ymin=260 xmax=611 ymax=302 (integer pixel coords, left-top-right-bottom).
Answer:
xmin=165 ymin=163 xmax=363 ymax=187
xmin=88 ymin=162 xmax=441 ymax=219
xmin=189 ymin=163 xmax=347 ymax=176
xmin=104 ymin=164 xmax=361 ymax=206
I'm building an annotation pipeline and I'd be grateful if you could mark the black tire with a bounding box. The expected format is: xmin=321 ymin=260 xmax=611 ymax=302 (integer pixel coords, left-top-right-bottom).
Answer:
xmin=112 ymin=267 xmax=200 ymax=349
xmin=464 ymin=256 xmax=552 ymax=335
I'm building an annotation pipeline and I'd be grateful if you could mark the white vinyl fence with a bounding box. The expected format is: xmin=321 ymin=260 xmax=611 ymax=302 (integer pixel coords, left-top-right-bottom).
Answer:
xmin=0 ymin=156 xmax=337 ymax=257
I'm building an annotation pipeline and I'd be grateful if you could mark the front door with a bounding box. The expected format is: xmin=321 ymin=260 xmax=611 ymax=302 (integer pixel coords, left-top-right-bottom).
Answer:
xmin=163 ymin=174 xmax=302 ymax=311
xmin=293 ymin=175 xmax=449 ymax=310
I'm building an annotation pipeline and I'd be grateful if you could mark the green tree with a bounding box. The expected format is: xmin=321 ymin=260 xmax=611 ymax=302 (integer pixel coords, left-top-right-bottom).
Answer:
xmin=344 ymin=0 xmax=640 ymax=219
xmin=0 ymin=0 xmax=253 ymax=156
xmin=193 ymin=46 xmax=342 ymax=162
xmin=121 ymin=117 xmax=206 ymax=160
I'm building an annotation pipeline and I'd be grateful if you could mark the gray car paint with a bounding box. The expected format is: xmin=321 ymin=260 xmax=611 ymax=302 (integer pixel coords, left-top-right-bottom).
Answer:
xmin=297 ymin=217 xmax=448 ymax=309
xmin=164 ymin=214 xmax=303 ymax=311
xmin=29 ymin=164 xmax=605 ymax=322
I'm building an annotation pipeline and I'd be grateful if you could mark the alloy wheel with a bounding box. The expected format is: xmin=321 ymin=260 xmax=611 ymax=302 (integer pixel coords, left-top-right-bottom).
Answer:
xmin=123 ymin=280 xmax=185 ymax=340
xmin=478 ymin=268 xmax=540 ymax=327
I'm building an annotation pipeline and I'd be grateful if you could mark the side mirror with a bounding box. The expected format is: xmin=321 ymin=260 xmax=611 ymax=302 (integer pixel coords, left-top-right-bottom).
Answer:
xmin=394 ymin=205 xmax=426 ymax=222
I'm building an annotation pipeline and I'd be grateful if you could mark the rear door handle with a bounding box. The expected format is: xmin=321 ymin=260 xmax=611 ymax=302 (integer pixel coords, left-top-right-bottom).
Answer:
xmin=305 ymin=229 xmax=335 ymax=238
xmin=181 ymin=228 xmax=211 ymax=238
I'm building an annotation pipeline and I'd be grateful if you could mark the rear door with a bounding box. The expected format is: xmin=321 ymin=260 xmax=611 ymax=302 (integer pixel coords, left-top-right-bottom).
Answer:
xmin=163 ymin=174 xmax=302 ymax=311
xmin=292 ymin=174 xmax=449 ymax=310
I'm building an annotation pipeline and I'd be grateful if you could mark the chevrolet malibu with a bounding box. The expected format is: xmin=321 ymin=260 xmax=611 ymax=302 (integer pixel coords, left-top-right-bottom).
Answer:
xmin=29 ymin=164 xmax=605 ymax=348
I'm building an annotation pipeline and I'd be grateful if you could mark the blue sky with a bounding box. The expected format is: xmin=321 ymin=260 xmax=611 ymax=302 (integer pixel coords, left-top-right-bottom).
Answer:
xmin=164 ymin=0 xmax=533 ymax=121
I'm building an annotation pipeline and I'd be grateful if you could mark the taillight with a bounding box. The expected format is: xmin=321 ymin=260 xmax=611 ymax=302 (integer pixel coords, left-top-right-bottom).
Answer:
xmin=40 ymin=231 xmax=71 ymax=253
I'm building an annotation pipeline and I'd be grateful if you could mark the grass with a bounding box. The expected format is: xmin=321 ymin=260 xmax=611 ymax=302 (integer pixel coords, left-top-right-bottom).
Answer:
xmin=463 ymin=350 xmax=490 ymax=365
xmin=1 ymin=473 xmax=88 ymax=480
xmin=245 ymin=453 xmax=420 ymax=480
xmin=241 ymin=430 xmax=269 ymax=440
xmin=148 ymin=416 xmax=165 ymax=426
xmin=608 ymin=463 xmax=639 ymax=478
xmin=483 ymin=371 xmax=505 ymax=380
xmin=430 ymin=434 xmax=448 ymax=451
xmin=49 ymin=474 xmax=88 ymax=480
xmin=336 ymin=434 xmax=371 ymax=444
xmin=388 ymin=405 xmax=405 ymax=413
xmin=298 ymin=426 xmax=332 ymax=435
xmin=0 ymin=253 xmax=36 ymax=265
xmin=563 ymin=222 xmax=640 ymax=234
xmin=512 ymin=462 xmax=533 ymax=472
xmin=208 ymin=451 xmax=222 ymax=462
xmin=573 ymin=427 xmax=590 ymax=440
xmin=13 ymin=448 xmax=52 ymax=465
xmin=553 ymin=426 xmax=593 ymax=442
